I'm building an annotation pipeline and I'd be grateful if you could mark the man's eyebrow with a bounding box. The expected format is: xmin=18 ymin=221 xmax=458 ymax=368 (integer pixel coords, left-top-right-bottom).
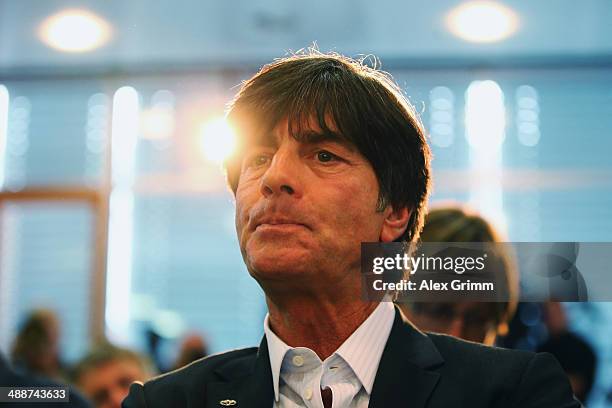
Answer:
xmin=250 ymin=132 xmax=277 ymax=147
xmin=293 ymin=130 xmax=356 ymax=151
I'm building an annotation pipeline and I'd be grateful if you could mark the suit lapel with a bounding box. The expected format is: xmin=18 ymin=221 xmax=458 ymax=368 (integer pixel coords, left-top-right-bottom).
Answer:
xmin=206 ymin=338 xmax=274 ymax=408
xmin=205 ymin=307 xmax=444 ymax=408
xmin=369 ymin=307 xmax=444 ymax=408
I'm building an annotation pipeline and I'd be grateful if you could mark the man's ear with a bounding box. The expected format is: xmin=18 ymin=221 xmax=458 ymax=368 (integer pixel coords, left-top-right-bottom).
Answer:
xmin=380 ymin=206 xmax=411 ymax=242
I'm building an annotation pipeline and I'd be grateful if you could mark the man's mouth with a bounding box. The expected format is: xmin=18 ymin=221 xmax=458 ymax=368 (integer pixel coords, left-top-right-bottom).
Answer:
xmin=256 ymin=222 xmax=306 ymax=230
xmin=254 ymin=217 xmax=309 ymax=231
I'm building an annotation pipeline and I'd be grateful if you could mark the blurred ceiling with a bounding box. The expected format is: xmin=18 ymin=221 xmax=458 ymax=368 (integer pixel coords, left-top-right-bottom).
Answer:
xmin=1 ymin=0 xmax=612 ymax=76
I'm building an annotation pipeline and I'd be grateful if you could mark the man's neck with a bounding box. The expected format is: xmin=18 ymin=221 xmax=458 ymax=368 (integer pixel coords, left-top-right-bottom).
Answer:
xmin=266 ymin=297 xmax=379 ymax=360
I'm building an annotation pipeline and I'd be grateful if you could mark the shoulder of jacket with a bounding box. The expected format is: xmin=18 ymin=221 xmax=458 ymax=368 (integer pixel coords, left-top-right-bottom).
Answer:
xmin=427 ymin=332 xmax=535 ymax=367
xmin=145 ymin=346 xmax=259 ymax=389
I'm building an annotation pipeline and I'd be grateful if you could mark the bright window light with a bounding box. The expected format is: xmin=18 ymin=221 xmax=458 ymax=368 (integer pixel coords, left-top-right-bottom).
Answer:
xmin=200 ymin=117 xmax=237 ymax=164
xmin=465 ymin=79 xmax=507 ymax=233
xmin=465 ymin=80 xmax=506 ymax=152
xmin=0 ymin=85 xmax=8 ymax=190
xmin=111 ymin=87 xmax=139 ymax=186
xmin=38 ymin=9 xmax=111 ymax=53
xmin=446 ymin=1 xmax=519 ymax=43
xmin=105 ymin=86 xmax=139 ymax=345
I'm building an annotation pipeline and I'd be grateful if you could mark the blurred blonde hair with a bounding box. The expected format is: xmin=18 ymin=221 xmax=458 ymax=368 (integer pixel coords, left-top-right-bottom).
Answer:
xmin=71 ymin=342 xmax=153 ymax=385
xmin=412 ymin=204 xmax=519 ymax=335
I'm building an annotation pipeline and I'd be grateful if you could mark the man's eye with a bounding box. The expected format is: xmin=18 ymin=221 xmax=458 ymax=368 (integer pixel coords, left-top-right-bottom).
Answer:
xmin=250 ymin=154 xmax=269 ymax=167
xmin=316 ymin=151 xmax=337 ymax=163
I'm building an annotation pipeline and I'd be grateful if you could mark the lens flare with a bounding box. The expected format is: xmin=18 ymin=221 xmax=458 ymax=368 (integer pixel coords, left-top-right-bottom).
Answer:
xmin=200 ymin=117 xmax=237 ymax=164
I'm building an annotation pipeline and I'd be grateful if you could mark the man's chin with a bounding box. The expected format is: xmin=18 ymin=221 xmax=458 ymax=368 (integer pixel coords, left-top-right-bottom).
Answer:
xmin=246 ymin=254 xmax=315 ymax=282
xmin=249 ymin=260 xmax=310 ymax=277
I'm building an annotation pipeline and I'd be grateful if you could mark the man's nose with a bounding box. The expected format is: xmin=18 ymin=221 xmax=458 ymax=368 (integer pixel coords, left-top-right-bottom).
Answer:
xmin=260 ymin=146 xmax=302 ymax=198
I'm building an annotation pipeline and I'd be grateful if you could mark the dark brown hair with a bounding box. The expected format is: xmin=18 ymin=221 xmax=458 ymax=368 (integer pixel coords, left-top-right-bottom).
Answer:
xmin=225 ymin=51 xmax=431 ymax=242
xmin=11 ymin=309 xmax=60 ymax=376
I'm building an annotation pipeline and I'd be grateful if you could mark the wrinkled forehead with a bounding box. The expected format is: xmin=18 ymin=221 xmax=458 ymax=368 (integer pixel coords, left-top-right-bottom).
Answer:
xmin=234 ymin=110 xmax=357 ymax=152
xmin=267 ymin=120 xmax=358 ymax=153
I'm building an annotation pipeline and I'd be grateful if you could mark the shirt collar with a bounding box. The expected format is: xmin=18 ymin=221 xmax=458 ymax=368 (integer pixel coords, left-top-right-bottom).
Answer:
xmin=263 ymin=314 xmax=292 ymax=402
xmin=264 ymin=301 xmax=395 ymax=401
xmin=335 ymin=301 xmax=395 ymax=394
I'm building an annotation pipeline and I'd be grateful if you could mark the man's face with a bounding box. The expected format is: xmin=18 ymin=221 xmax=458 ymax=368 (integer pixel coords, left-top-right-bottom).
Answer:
xmin=78 ymin=359 xmax=145 ymax=408
xmin=235 ymin=118 xmax=394 ymax=293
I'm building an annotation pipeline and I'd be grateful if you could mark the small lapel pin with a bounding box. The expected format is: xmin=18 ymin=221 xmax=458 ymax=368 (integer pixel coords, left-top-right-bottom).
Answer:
xmin=219 ymin=399 xmax=237 ymax=406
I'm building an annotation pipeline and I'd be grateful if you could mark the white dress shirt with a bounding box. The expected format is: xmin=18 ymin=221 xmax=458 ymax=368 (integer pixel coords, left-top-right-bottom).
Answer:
xmin=264 ymin=301 xmax=395 ymax=408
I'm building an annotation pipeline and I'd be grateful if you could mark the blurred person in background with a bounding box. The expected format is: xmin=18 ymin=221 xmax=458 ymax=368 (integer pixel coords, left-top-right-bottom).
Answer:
xmin=72 ymin=344 xmax=151 ymax=408
xmin=173 ymin=333 xmax=208 ymax=370
xmin=537 ymin=331 xmax=597 ymax=405
xmin=399 ymin=206 xmax=518 ymax=345
xmin=537 ymin=302 xmax=598 ymax=405
xmin=1 ymin=351 xmax=91 ymax=407
xmin=11 ymin=309 xmax=64 ymax=381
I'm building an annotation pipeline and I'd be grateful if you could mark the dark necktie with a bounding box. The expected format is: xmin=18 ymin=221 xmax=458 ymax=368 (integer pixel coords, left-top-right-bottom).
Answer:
xmin=321 ymin=387 xmax=333 ymax=408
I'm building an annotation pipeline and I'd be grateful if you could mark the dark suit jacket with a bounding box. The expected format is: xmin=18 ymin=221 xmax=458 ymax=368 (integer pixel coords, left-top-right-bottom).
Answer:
xmin=123 ymin=308 xmax=582 ymax=407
